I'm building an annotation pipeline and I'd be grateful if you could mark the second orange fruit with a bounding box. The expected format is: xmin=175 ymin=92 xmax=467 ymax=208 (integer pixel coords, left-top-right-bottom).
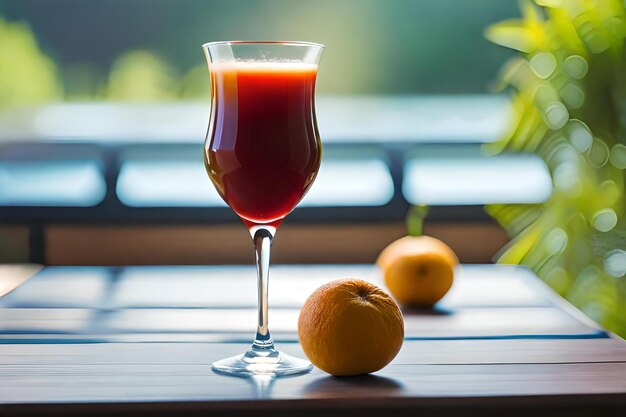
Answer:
xmin=377 ymin=236 xmax=458 ymax=306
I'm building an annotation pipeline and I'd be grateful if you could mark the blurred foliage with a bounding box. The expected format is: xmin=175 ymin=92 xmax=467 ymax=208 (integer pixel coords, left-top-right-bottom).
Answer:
xmin=102 ymin=51 xmax=207 ymax=101
xmin=0 ymin=17 xmax=62 ymax=109
xmin=179 ymin=65 xmax=213 ymax=100
xmin=486 ymin=0 xmax=626 ymax=335
xmin=104 ymin=51 xmax=178 ymax=102
xmin=0 ymin=0 xmax=519 ymax=103
xmin=0 ymin=15 xmax=209 ymax=106
xmin=0 ymin=0 xmax=519 ymax=95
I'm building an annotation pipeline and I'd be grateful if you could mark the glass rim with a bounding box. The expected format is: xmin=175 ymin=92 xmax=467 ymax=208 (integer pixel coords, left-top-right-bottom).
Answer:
xmin=202 ymin=40 xmax=325 ymax=49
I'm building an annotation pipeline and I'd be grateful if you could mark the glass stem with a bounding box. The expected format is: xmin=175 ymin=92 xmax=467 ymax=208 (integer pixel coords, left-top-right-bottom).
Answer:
xmin=251 ymin=226 xmax=275 ymax=349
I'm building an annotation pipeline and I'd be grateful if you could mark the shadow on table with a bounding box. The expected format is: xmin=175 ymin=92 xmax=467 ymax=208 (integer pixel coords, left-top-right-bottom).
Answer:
xmin=304 ymin=374 xmax=404 ymax=397
xmin=401 ymin=305 xmax=454 ymax=316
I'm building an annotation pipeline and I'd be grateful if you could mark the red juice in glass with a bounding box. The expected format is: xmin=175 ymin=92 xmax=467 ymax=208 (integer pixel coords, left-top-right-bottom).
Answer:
xmin=204 ymin=62 xmax=321 ymax=227
xmin=203 ymin=40 xmax=323 ymax=378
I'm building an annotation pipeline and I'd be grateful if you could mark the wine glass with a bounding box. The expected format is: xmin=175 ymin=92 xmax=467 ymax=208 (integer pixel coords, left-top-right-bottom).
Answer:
xmin=202 ymin=41 xmax=324 ymax=377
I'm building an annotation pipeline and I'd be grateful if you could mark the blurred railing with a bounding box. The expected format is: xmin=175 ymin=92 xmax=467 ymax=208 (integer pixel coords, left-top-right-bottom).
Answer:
xmin=0 ymin=96 xmax=552 ymax=265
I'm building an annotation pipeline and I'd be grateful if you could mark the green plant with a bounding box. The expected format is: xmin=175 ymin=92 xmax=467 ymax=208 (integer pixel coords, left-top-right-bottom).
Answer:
xmin=0 ymin=16 xmax=61 ymax=109
xmin=104 ymin=50 xmax=180 ymax=102
xmin=486 ymin=0 xmax=626 ymax=335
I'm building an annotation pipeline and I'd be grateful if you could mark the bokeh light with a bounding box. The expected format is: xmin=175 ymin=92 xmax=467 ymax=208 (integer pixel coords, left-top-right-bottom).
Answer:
xmin=591 ymin=208 xmax=618 ymax=233
xmin=604 ymin=250 xmax=626 ymax=278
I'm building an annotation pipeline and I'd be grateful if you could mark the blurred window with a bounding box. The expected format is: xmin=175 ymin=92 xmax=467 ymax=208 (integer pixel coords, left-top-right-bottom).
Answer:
xmin=0 ymin=160 xmax=105 ymax=207
xmin=0 ymin=1 xmax=549 ymax=225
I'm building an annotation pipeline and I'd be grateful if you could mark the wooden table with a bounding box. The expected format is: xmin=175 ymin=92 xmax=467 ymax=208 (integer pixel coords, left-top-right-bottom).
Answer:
xmin=0 ymin=264 xmax=625 ymax=416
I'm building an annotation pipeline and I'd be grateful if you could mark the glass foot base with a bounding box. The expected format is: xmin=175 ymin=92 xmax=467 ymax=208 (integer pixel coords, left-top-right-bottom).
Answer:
xmin=212 ymin=344 xmax=313 ymax=377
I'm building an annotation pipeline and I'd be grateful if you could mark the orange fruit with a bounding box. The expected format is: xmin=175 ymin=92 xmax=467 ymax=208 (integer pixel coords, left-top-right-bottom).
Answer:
xmin=298 ymin=279 xmax=404 ymax=376
xmin=377 ymin=236 xmax=458 ymax=306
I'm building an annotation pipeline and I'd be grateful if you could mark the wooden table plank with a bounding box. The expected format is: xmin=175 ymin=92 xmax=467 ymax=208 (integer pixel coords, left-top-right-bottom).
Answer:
xmin=109 ymin=264 xmax=551 ymax=309
xmin=0 ymin=268 xmax=110 ymax=308
xmin=100 ymin=306 xmax=601 ymax=339
xmin=0 ymin=306 xmax=600 ymax=342
xmin=0 ymin=309 xmax=94 ymax=333
xmin=0 ymin=358 xmax=625 ymax=402
xmin=0 ymin=339 xmax=625 ymax=366
xmin=0 ymin=264 xmax=549 ymax=310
